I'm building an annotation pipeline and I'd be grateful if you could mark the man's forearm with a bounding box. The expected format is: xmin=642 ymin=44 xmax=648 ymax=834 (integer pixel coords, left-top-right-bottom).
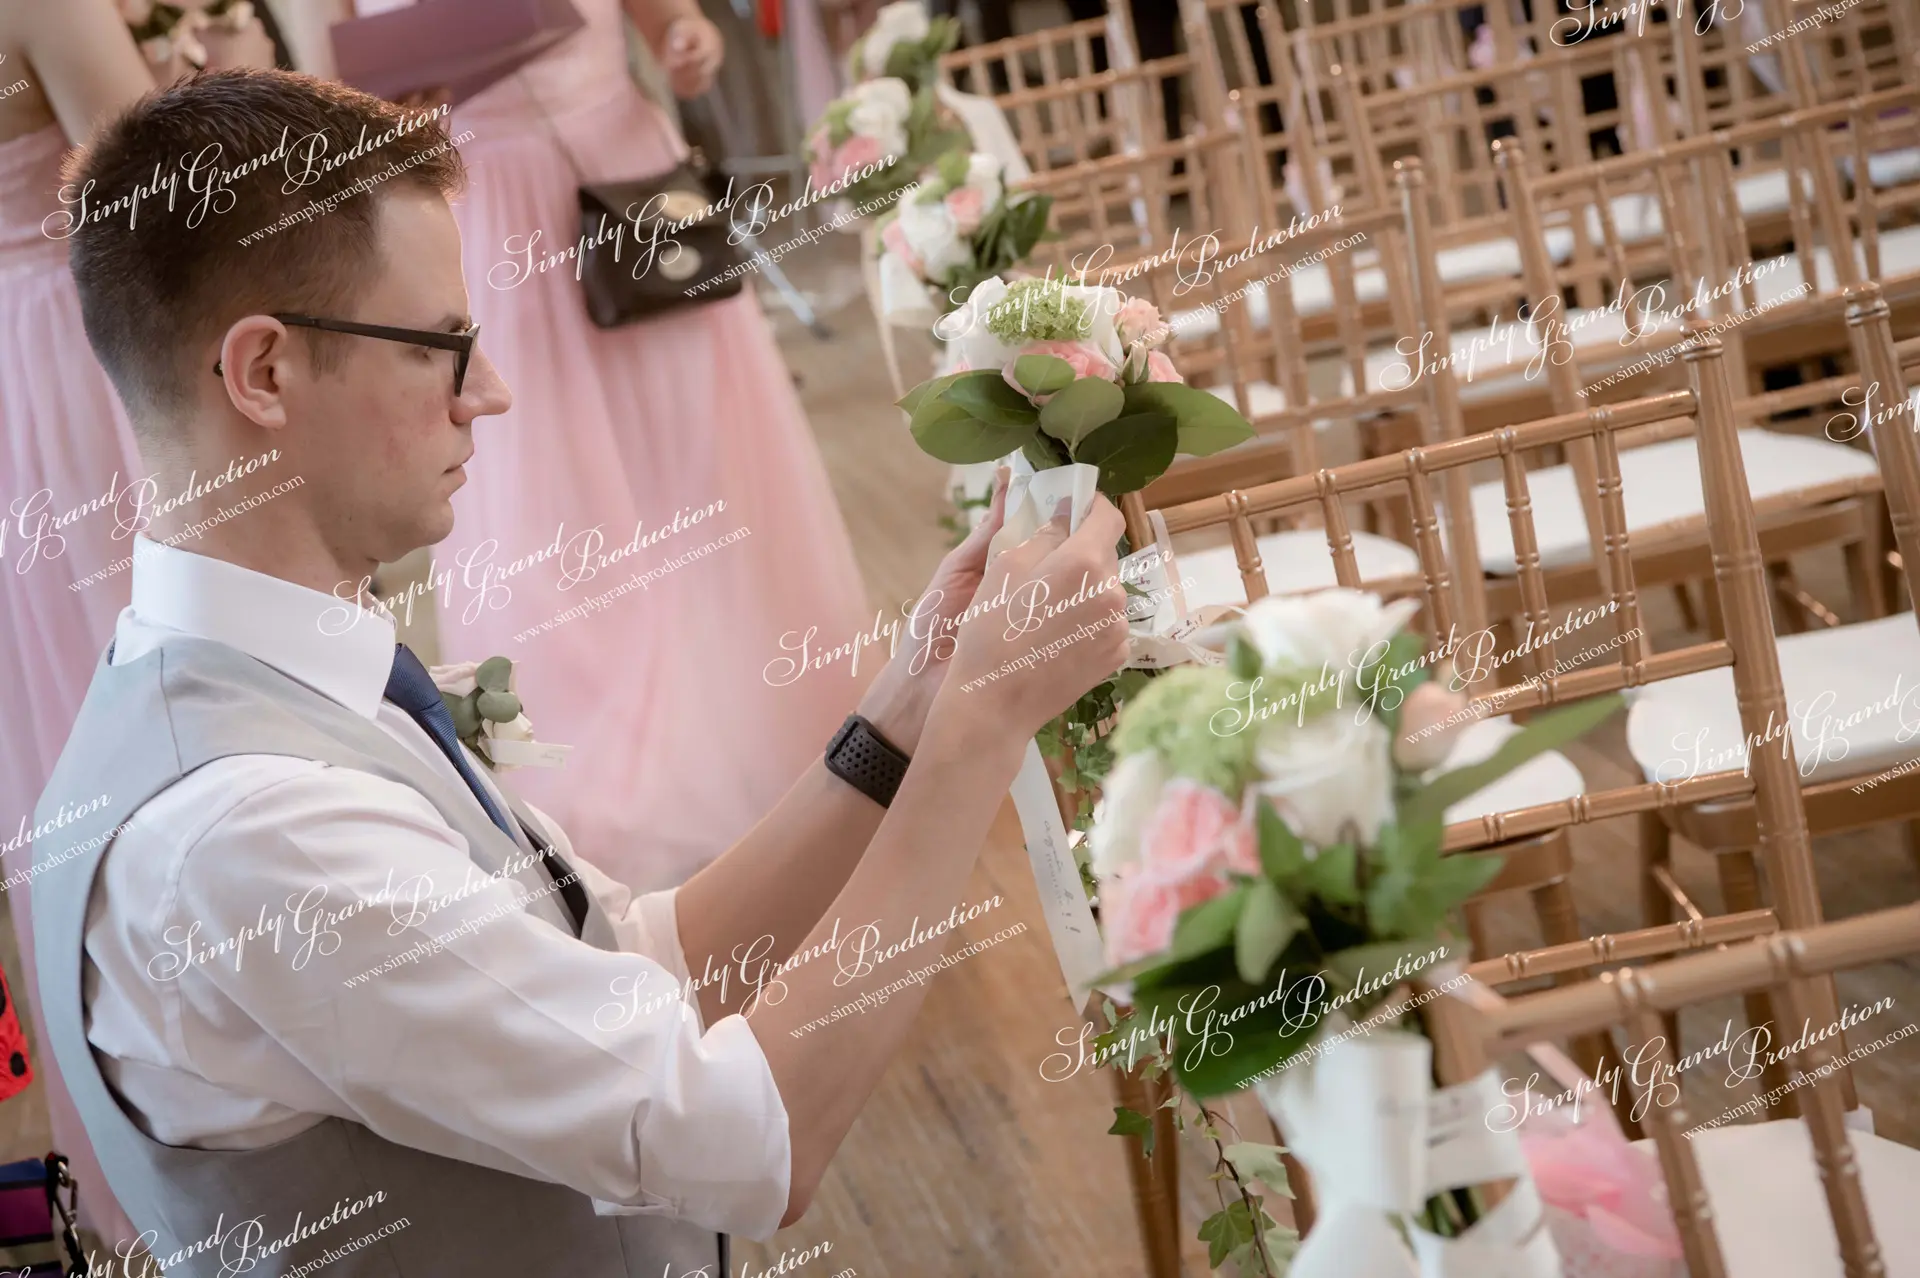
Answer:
xmin=675 ymin=675 xmax=927 ymax=1021
xmin=738 ymin=704 xmax=1025 ymax=1225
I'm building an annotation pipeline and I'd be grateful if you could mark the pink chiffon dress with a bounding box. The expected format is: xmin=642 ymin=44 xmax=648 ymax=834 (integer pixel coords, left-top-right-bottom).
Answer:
xmin=0 ymin=121 xmax=144 ymax=1253
xmin=445 ymin=0 xmax=872 ymax=893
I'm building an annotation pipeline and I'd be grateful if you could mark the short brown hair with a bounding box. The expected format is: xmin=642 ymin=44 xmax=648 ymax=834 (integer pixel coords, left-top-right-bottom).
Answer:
xmin=63 ymin=69 xmax=465 ymax=430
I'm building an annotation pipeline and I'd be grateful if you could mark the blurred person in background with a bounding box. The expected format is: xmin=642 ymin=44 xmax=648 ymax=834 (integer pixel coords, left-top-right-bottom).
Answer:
xmin=0 ymin=0 xmax=275 ymax=1252
xmin=288 ymin=0 xmax=872 ymax=894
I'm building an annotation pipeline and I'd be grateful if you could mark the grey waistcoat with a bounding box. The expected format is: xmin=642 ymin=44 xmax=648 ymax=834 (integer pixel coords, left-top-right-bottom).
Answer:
xmin=32 ymin=635 xmax=731 ymax=1278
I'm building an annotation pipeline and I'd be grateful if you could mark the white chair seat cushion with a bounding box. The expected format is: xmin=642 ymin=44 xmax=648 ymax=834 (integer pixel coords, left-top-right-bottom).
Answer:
xmin=1736 ymin=169 xmax=1795 ymax=217
xmin=1174 ymin=528 xmax=1423 ymax=609
xmin=1625 ymin=613 xmax=1920 ymax=786
xmin=1469 ymin=428 xmax=1879 ymax=574
xmin=1633 ymin=1121 xmax=1920 ymax=1277
xmin=1437 ymin=715 xmax=1586 ymax=826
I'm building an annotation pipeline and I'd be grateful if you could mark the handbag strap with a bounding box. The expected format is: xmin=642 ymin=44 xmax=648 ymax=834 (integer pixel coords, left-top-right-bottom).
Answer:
xmin=44 ymin=1154 xmax=86 ymax=1275
xmin=513 ymin=71 xmax=592 ymax=184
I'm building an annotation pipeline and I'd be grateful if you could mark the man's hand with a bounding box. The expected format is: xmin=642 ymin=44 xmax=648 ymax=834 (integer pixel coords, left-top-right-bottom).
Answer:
xmin=929 ymin=493 xmax=1132 ymax=748
xmin=661 ymin=16 xmax=724 ymax=99
xmin=857 ymin=467 xmax=1012 ymax=754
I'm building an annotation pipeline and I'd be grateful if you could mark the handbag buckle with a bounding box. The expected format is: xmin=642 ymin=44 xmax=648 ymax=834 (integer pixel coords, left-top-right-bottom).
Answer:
xmin=45 ymin=1153 xmax=88 ymax=1275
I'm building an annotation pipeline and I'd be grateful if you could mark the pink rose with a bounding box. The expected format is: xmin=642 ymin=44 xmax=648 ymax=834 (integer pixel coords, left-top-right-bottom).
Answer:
xmin=1015 ymin=339 xmax=1116 ymax=383
xmin=1115 ymin=296 xmax=1164 ymax=347
xmin=944 ymin=186 xmax=988 ymax=234
xmin=880 ymin=217 xmax=924 ymax=276
xmin=1140 ymin=780 xmax=1253 ymax=880
xmin=1145 ymin=350 xmax=1184 ymax=384
xmin=1393 ymin=680 xmax=1474 ymax=772
xmin=1102 ymin=866 xmax=1232 ymax=967
xmin=834 ymin=134 xmax=885 ymax=177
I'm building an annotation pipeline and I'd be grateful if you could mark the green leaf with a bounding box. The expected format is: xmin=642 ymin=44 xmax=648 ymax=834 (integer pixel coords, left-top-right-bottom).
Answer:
xmin=1222 ymin=1142 xmax=1295 ymax=1198
xmin=1122 ymin=381 xmax=1257 ymax=456
xmin=1324 ymin=937 xmax=1449 ymax=998
xmin=1108 ymin=1105 xmax=1155 ymax=1159
xmin=1402 ymin=693 xmax=1625 ymax=826
xmin=1234 ymin=878 xmax=1301 ymax=986
xmin=1039 ymin=376 xmax=1126 ymax=447
xmin=1198 ymin=1200 xmax=1259 ymax=1269
xmin=1229 ymin=634 xmax=1264 ymax=683
xmin=1168 ymin=884 xmax=1249 ymax=963
xmin=475 ymin=656 xmax=512 ymax=693
xmin=444 ymin=690 xmax=482 ymax=740
xmin=1022 ymin=431 xmax=1070 ymax=471
xmin=1300 ymin=842 xmax=1361 ymax=905
xmin=1073 ymin=411 xmax=1179 ymax=493
xmin=898 ymin=371 xmax=965 ymax=416
xmin=936 ymin=148 xmax=970 ymax=187
xmin=1428 ymin=850 xmax=1505 ymax=911
xmin=910 ymin=394 xmax=1035 ymax=464
xmin=475 ymin=689 xmax=522 ymax=723
xmin=942 ymin=369 xmax=1040 ymax=428
xmin=1012 ymin=354 xmax=1077 ymax=396
xmin=1256 ymin=800 xmax=1309 ymax=886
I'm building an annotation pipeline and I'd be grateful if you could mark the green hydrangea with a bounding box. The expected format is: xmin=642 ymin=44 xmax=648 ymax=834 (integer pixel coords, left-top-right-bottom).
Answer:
xmin=1109 ymin=665 xmax=1258 ymax=798
xmin=985 ymin=278 xmax=1089 ymax=344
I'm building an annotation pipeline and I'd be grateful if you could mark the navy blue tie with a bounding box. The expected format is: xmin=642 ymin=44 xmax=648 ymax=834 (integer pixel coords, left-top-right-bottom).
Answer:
xmin=384 ymin=643 xmax=589 ymax=935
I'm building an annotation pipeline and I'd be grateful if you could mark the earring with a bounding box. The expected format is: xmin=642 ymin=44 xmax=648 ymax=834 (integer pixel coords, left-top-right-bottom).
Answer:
xmin=214 ymin=360 xmax=223 ymax=376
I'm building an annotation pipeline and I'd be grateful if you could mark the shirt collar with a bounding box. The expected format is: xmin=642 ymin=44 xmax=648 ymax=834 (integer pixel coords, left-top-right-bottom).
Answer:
xmin=126 ymin=535 xmax=398 ymax=720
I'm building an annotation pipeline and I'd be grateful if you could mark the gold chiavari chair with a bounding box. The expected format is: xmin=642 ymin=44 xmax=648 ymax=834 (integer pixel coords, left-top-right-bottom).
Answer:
xmin=1127 ymin=320 xmax=1864 ymax=1113
xmin=1430 ymin=902 xmax=1920 ymax=1276
xmin=935 ymin=9 xmax=1144 ymax=177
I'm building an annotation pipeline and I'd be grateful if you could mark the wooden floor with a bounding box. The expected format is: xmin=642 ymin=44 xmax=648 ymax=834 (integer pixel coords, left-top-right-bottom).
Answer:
xmin=0 ymin=234 xmax=1915 ymax=1278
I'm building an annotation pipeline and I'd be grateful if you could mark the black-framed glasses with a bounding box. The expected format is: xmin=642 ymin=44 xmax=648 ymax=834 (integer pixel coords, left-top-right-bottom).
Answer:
xmin=213 ymin=313 xmax=481 ymax=395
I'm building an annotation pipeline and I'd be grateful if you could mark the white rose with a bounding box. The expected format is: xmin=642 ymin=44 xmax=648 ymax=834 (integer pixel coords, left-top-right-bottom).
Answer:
xmin=962 ymin=152 xmax=1005 ymax=207
xmin=848 ymin=77 xmax=912 ymax=156
xmin=1240 ymin=588 xmax=1420 ymax=683
xmin=1255 ymin=711 xmax=1395 ymax=849
xmin=428 ymin=660 xmax=482 ymax=699
xmin=861 ymin=1 xmax=932 ymax=78
xmin=1089 ymin=750 xmax=1167 ymax=879
xmin=937 ymin=274 xmax=1023 ymax=367
xmin=896 ymin=198 xmax=969 ymax=280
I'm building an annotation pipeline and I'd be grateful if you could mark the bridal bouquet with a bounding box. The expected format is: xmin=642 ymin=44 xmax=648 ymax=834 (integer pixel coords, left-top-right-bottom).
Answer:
xmin=1083 ymin=589 xmax=1621 ymax=1276
xmin=848 ymin=0 xmax=960 ymax=92
xmin=903 ymin=276 xmax=1254 ymax=493
xmin=876 ymin=153 xmax=1053 ymax=317
xmin=805 ymin=77 xmax=969 ymax=212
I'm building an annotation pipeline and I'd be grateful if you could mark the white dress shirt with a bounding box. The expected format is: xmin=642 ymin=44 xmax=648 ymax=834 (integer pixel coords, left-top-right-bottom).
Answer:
xmin=82 ymin=537 xmax=790 ymax=1239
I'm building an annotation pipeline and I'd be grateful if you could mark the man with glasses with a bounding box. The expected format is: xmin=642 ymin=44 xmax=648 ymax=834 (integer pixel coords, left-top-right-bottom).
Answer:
xmin=39 ymin=68 xmax=1129 ymax=1276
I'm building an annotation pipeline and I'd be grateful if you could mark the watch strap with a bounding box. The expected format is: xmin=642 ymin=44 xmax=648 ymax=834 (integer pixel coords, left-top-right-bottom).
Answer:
xmin=824 ymin=713 xmax=911 ymax=808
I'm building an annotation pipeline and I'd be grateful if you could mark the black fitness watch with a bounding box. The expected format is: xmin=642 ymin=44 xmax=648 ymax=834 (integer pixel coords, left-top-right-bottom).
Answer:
xmin=824 ymin=713 xmax=911 ymax=808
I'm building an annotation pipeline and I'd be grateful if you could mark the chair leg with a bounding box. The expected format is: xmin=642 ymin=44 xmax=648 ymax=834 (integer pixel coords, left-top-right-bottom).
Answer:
xmin=1903 ymin=819 xmax=1920 ymax=885
xmin=1638 ymin=808 xmax=1673 ymax=930
xmin=1767 ymin=562 xmax=1807 ymax=635
xmin=1111 ymin=1066 xmax=1183 ymax=1278
xmin=1671 ymin=583 xmax=1701 ymax=633
xmin=1530 ymin=876 xmax=1642 ymax=1137
xmin=1843 ymin=492 xmax=1891 ymax=621
xmin=1462 ymin=898 xmax=1494 ymax=962
xmin=1715 ymin=849 xmax=1795 ymax=1115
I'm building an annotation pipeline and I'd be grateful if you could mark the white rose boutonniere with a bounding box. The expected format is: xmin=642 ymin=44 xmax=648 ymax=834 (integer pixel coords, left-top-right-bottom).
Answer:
xmin=430 ymin=656 xmax=572 ymax=771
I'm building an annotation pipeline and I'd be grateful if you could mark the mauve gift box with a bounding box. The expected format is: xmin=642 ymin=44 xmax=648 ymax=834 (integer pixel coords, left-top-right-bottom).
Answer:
xmin=331 ymin=0 xmax=586 ymax=104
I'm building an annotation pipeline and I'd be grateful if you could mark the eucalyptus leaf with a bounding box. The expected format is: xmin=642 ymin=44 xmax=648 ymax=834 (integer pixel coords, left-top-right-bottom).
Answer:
xmin=898 ymin=371 xmax=964 ymax=416
xmin=1234 ymin=879 xmax=1301 ymax=986
xmin=1229 ymin=634 xmax=1263 ymax=682
xmin=1072 ymin=411 xmax=1178 ymax=493
xmin=1256 ymin=800 xmax=1309 ymax=886
xmin=475 ymin=690 xmax=521 ymax=723
xmin=1402 ymin=693 xmax=1625 ymax=826
xmin=943 ymin=369 xmax=1040 ymax=428
xmin=1023 ymin=432 xmax=1070 ymax=471
xmin=1039 ymin=376 xmax=1126 ymax=447
xmin=936 ymin=149 xmax=970 ymax=187
xmin=1012 ymin=354 xmax=1077 ymax=396
xmin=444 ymin=691 xmax=482 ymax=740
xmin=910 ymin=396 xmax=1036 ymax=463
xmin=1122 ymin=381 xmax=1257 ymax=456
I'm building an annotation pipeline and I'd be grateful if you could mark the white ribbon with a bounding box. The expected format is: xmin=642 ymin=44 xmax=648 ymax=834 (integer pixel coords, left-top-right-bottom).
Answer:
xmin=1258 ymin=1031 xmax=1562 ymax=1278
xmin=877 ymin=248 xmax=941 ymax=328
xmin=858 ymin=221 xmax=908 ymax=399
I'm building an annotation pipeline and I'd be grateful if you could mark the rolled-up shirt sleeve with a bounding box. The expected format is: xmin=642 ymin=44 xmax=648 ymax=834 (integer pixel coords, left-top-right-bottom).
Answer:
xmin=153 ymin=765 xmax=791 ymax=1239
